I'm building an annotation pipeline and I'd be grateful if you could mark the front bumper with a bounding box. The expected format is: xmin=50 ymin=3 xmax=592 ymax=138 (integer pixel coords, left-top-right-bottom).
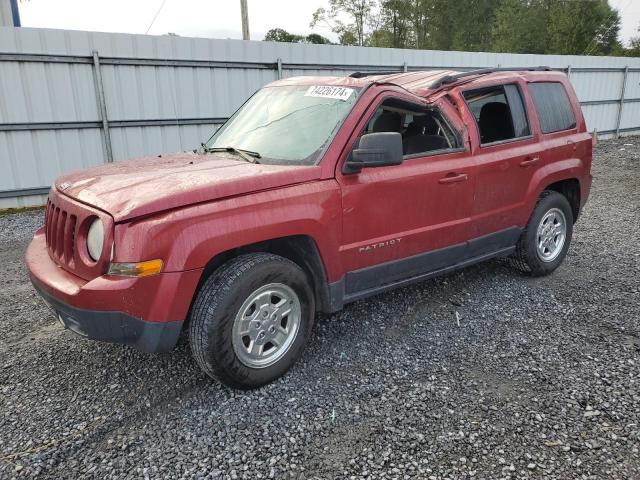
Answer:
xmin=33 ymin=282 xmax=183 ymax=352
xmin=26 ymin=228 xmax=202 ymax=353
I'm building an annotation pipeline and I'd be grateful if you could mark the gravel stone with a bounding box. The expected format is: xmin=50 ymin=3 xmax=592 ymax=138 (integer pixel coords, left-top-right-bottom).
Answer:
xmin=1 ymin=137 xmax=639 ymax=479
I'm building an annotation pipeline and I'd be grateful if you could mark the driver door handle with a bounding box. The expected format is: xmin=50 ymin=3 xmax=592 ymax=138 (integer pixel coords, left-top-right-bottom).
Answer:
xmin=438 ymin=173 xmax=468 ymax=184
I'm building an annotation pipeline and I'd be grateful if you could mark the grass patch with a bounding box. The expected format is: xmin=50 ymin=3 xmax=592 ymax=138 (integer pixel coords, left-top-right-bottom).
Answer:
xmin=0 ymin=205 xmax=45 ymax=216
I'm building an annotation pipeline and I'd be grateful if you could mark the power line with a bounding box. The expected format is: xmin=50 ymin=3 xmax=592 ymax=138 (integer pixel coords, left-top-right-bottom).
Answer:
xmin=583 ymin=0 xmax=632 ymax=55
xmin=145 ymin=0 xmax=168 ymax=35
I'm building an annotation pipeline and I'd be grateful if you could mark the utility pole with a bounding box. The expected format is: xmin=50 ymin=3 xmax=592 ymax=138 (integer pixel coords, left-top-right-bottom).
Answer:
xmin=1 ymin=0 xmax=21 ymax=26
xmin=240 ymin=0 xmax=250 ymax=40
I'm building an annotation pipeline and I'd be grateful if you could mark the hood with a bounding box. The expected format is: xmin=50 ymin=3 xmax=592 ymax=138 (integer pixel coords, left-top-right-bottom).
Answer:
xmin=55 ymin=152 xmax=322 ymax=222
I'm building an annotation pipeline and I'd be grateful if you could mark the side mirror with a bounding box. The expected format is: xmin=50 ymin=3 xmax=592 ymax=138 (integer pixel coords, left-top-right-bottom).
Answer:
xmin=344 ymin=132 xmax=403 ymax=174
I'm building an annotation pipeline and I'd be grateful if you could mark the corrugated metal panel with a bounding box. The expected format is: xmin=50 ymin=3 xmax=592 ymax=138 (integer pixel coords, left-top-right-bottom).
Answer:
xmin=0 ymin=129 xmax=105 ymax=189
xmin=569 ymin=70 xmax=623 ymax=102
xmin=1 ymin=26 xmax=640 ymax=206
xmin=581 ymin=104 xmax=620 ymax=133
xmin=620 ymin=102 xmax=640 ymax=131
xmin=625 ymin=71 xmax=640 ymax=100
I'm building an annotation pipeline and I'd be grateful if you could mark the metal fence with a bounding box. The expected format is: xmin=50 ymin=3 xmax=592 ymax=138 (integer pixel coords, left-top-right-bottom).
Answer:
xmin=1 ymin=27 xmax=640 ymax=208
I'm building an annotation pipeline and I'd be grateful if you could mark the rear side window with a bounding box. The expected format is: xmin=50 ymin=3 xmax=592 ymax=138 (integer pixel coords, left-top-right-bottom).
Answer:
xmin=463 ymin=84 xmax=530 ymax=145
xmin=529 ymin=82 xmax=576 ymax=133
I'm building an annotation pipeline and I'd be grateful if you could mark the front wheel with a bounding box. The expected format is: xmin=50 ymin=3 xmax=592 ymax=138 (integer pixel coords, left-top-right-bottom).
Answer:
xmin=513 ymin=190 xmax=574 ymax=276
xmin=189 ymin=253 xmax=315 ymax=389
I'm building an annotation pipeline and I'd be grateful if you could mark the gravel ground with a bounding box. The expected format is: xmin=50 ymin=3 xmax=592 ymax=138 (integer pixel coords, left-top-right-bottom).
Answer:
xmin=1 ymin=137 xmax=639 ymax=479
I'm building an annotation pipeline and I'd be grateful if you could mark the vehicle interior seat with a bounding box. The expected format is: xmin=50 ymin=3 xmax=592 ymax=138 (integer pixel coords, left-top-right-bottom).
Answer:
xmin=403 ymin=114 xmax=449 ymax=155
xmin=478 ymin=102 xmax=514 ymax=143
xmin=372 ymin=111 xmax=403 ymax=132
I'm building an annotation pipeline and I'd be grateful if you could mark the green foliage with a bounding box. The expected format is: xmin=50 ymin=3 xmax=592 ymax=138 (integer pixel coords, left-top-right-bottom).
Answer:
xmin=627 ymin=35 xmax=640 ymax=57
xmin=264 ymin=28 xmax=303 ymax=43
xmin=372 ymin=0 xmax=414 ymax=48
xmin=310 ymin=0 xmax=377 ymax=46
xmin=264 ymin=28 xmax=333 ymax=45
xmin=301 ymin=0 xmax=634 ymax=56
xmin=547 ymin=0 xmax=621 ymax=55
xmin=305 ymin=33 xmax=333 ymax=44
xmin=492 ymin=0 xmax=551 ymax=54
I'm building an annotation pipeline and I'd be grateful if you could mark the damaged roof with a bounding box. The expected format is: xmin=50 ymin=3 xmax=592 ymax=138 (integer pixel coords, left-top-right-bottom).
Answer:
xmin=269 ymin=67 xmax=562 ymax=98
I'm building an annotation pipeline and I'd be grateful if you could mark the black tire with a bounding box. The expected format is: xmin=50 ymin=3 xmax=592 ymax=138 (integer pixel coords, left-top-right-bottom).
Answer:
xmin=512 ymin=190 xmax=574 ymax=276
xmin=189 ymin=253 xmax=315 ymax=389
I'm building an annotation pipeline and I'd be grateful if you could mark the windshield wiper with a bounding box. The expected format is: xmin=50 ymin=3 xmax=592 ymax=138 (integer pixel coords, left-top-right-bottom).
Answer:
xmin=203 ymin=145 xmax=261 ymax=163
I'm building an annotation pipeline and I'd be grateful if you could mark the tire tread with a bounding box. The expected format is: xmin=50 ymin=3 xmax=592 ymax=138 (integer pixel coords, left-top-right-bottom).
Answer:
xmin=189 ymin=253 xmax=310 ymax=388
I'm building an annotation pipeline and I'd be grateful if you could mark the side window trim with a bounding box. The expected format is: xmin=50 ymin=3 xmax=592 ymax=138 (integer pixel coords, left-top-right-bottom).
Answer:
xmin=403 ymin=145 xmax=466 ymax=160
xmin=462 ymin=82 xmax=534 ymax=148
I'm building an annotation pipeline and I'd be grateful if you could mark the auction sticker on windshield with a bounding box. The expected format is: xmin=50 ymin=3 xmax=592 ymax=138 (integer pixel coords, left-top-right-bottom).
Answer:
xmin=305 ymin=86 xmax=354 ymax=101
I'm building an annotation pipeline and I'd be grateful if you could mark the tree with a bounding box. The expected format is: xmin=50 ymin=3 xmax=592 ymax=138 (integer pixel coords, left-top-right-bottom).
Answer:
xmin=304 ymin=33 xmax=333 ymax=44
xmin=264 ymin=28 xmax=303 ymax=43
xmin=492 ymin=0 xmax=552 ymax=54
xmin=305 ymin=0 xmax=625 ymax=55
xmin=310 ymin=0 xmax=377 ymax=46
xmin=548 ymin=0 xmax=621 ymax=55
xmin=372 ymin=0 xmax=413 ymax=48
xmin=491 ymin=0 xmax=622 ymax=55
xmin=404 ymin=0 xmax=500 ymax=52
xmin=263 ymin=29 xmax=333 ymax=44
xmin=624 ymin=24 xmax=640 ymax=56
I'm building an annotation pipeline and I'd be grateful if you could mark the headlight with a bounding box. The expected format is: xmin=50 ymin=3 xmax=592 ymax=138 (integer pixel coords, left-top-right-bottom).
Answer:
xmin=86 ymin=218 xmax=104 ymax=261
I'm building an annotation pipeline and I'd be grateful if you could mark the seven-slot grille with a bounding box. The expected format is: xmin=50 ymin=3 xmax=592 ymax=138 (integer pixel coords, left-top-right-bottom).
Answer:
xmin=43 ymin=189 xmax=112 ymax=280
xmin=45 ymin=199 xmax=77 ymax=268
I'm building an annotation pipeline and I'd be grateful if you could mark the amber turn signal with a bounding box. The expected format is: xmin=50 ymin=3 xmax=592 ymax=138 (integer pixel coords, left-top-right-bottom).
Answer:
xmin=107 ymin=259 xmax=163 ymax=277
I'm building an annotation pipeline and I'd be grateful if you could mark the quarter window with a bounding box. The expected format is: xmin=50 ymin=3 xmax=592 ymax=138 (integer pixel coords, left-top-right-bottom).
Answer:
xmin=464 ymin=84 xmax=530 ymax=145
xmin=529 ymin=82 xmax=576 ymax=133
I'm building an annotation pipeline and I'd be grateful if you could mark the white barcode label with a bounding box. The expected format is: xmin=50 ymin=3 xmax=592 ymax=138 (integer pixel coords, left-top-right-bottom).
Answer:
xmin=304 ymin=85 xmax=354 ymax=101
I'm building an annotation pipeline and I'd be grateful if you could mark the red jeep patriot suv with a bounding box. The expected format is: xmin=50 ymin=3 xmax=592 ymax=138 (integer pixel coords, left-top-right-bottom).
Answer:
xmin=26 ymin=67 xmax=592 ymax=389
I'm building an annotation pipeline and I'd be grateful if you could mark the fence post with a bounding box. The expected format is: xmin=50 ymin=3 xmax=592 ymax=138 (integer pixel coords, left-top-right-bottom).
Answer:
xmin=91 ymin=50 xmax=113 ymax=163
xmin=276 ymin=58 xmax=283 ymax=80
xmin=403 ymin=62 xmax=408 ymax=72
xmin=615 ymin=66 xmax=628 ymax=138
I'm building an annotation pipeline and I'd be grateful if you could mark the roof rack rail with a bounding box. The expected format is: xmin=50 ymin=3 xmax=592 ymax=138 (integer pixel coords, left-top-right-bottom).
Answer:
xmin=349 ymin=70 xmax=404 ymax=78
xmin=430 ymin=66 xmax=552 ymax=89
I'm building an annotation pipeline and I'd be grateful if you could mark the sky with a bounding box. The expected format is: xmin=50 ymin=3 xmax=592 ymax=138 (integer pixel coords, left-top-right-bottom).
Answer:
xmin=16 ymin=0 xmax=640 ymax=47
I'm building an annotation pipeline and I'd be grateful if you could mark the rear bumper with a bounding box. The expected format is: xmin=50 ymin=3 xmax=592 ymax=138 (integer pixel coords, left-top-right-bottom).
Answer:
xmin=33 ymin=282 xmax=182 ymax=352
xmin=26 ymin=228 xmax=202 ymax=352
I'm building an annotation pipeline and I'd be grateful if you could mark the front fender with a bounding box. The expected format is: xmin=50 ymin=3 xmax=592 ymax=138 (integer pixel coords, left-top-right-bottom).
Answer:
xmin=113 ymin=180 xmax=343 ymax=281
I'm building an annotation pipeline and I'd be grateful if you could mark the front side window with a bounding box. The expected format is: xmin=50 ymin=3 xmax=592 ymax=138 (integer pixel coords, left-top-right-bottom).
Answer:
xmin=207 ymin=85 xmax=360 ymax=165
xmin=529 ymin=82 xmax=576 ymax=134
xmin=355 ymin=97 xmax=461 ymax=157
xmin=464 ymin=84 xmax=530 ymax=145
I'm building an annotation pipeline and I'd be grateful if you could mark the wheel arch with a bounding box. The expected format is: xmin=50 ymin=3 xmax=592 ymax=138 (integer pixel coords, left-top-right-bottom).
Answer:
xmin=193 ymin=235 xmax=333 ymax=316
xmin=528 ymin=158 xmax=585 ymax=224
xmin=543 ymin=178 xmax=581 ymax=222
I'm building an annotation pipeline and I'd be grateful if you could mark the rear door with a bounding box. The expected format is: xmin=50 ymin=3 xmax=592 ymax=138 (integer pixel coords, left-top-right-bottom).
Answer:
xmin=462 ymin=81 xmax=545 ymax=240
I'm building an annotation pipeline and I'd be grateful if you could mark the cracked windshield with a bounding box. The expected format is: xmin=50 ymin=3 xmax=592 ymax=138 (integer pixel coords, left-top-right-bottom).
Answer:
xmin=206 ymin=85 xmax=359 ymax=165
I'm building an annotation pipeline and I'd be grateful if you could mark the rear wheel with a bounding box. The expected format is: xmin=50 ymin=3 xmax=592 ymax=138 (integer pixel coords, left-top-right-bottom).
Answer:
xmin=189 ymin=253 xmax=314 ymax=389
xmin=513 ymin=190 xmax=574 ymax=276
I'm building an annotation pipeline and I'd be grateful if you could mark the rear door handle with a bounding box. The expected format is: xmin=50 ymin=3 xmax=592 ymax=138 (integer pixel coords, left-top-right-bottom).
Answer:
xmin=520 ymin=156 xmax=540 ymax=167
xmin=438 ymin=173 xmax=468 ymax=184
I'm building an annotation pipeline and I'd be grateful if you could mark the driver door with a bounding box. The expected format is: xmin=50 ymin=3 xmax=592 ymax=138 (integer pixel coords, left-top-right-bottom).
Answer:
xmin=336 ymin=93 xmax=476 ymax=297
